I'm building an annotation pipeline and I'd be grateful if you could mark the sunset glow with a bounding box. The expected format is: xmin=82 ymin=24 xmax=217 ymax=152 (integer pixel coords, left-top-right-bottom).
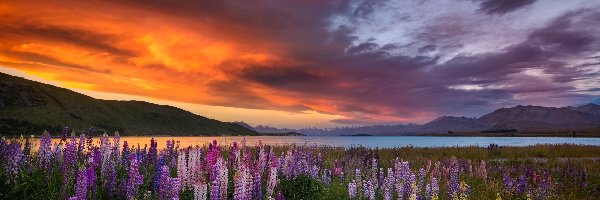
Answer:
xmin=1 ymin=0 xmax=599 ymax=128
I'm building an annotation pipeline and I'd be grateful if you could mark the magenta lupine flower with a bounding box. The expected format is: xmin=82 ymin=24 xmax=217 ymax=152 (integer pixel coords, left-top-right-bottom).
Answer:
xmin=334 ymin=160 xmax=342 ymax=177
xmin=37 ymin=131 xmax=53 ymax=170
xmin=126 ymin=154 xmax=144 ymax=200
xmin=477 ymin=160 xmax=487 ymax=179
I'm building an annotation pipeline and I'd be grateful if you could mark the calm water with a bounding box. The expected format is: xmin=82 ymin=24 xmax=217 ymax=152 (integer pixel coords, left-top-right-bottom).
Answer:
xmin=44 ymin=136 xmax=600 ymax=149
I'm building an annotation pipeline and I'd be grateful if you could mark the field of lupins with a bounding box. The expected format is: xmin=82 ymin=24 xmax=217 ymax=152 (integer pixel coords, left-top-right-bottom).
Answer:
xmin=1 ymin=129 xmax=599 ymax=199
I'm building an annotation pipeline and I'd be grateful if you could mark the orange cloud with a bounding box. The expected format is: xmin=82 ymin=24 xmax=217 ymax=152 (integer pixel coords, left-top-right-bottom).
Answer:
xmin=0 ymin=0 xmax=441 ymax=126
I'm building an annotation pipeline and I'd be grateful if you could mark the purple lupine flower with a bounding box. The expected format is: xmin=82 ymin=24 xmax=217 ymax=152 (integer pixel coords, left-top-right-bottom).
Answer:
xmin=158 ymin=165 xmax=172 ymax=200
xmin=86 ymin=165 xmax=97 ymax=195
xmin=147 ymin=138 xmax=158 ymax=165
xmin=62 ymin=136 xmax=78 ymax=189
xmin=2 ymin=140 xmax=23 ymax=184
xmin=37 ymin=131 xmax=53 ymax=171
xmin=78 ymin=133 xmax=85 ymax=155
xmin=86 ymin=127 xmax=94 ymax=152
xmin=502 ymin=170 xmax=515 ymax=195
xmin=383 ymin=168 xmax=394 ymax=200
xmin=405 ymin=173 xmax=417 ymax=200
xmin=73 ymin=168 xmax=88 ymax=200
xmin=253 ymin=164 xmax=263 ymax=200
xmin=172 ymin=178 xmax=181 ymax=200
xmin=447 ymin=158 xmax=460 ymax=199
xmin=92 ymin=148 xmax=101 ymax=168
xmin=348 ymin=181 xmax=358 ymax=199
xmin=516 ymin=174 xmax=527 ymax=194
xmin=364 ymin=179 xmax=376 ymax=200
xmin=419 ymin=167 xmax=426 ymax=190
xmin=60 ymin=126 xmax=69 ymax=143
xmin=126 ymin=154 xmax=144 ymax=200
xmin=22 ymin=136 xmax=32 ymax=156
xmin=102 ymin=158 xmax=117 ymax=197
xmin=154 ymin=155 xmax=166 ymax=192
xmin=122 ymin=141 xmax=130 ymax=169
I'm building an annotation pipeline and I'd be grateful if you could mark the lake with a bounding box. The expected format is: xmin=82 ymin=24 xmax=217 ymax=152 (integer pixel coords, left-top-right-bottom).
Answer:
xmin=44 ymin=136 xmax=600 ymax=149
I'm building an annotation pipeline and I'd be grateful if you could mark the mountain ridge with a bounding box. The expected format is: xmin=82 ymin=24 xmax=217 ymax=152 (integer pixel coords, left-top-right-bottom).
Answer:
xmin=0 ymin=72 xmax=258 ymax=136
xmin=254 ymin=104 xmax=600 ymax=136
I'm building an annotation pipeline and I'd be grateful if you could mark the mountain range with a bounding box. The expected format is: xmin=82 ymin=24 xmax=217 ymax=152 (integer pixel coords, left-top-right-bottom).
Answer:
xmin=252 ymin=104 xmax=600 ymax=136
xmin=2 ymin=71 xmax=599 ymax=137
xmin=0 ymin=72 xmax=258 ymax=136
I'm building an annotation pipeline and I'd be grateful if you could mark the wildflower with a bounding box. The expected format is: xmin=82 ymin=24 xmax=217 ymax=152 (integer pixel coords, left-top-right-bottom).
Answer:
xmin=126 ymin=154 xmax=144 ymax=200
xmin=71 ymin=168 xmax=87 ymax=200
xmin=193 ymin=182 xmax=208 ymax=200
xmin=348 ymin=181 xmax=358 ymax=199
xmin=37 ymin=131 xmax=53 ymax=171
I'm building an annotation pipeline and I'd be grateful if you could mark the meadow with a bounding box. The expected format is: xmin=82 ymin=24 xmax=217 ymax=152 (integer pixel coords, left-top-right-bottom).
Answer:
xmin=1 ymin=130 xmax=598 ymax=200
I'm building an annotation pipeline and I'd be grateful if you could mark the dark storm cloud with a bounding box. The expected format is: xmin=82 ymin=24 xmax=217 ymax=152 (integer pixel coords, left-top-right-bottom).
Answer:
xmin=477 ymin=0 xmax=537 ymax=15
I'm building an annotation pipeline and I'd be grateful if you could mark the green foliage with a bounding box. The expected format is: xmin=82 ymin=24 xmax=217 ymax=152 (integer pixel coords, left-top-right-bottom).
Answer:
xmin=281 ymin=175 xmax=326 ymax=200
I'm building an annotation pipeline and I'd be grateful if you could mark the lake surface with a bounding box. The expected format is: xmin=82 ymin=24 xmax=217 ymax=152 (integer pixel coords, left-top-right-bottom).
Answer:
xmin=46 ymin=136 xmax=600 ymax=149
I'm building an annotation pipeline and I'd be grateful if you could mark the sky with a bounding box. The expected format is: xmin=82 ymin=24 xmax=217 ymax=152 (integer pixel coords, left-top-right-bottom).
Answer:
xmin=1 ymin=0 xmax=599 ymax=128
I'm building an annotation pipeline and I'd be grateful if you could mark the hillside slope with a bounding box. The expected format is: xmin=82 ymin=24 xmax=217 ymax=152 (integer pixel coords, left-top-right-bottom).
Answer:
xmin=0 ymin=72 xmax=258 ymax=136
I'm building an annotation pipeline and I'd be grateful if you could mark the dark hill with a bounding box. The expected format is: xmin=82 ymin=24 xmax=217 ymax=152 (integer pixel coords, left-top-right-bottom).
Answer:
xmin=0 ymin=72 xmax=258 ymax=136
